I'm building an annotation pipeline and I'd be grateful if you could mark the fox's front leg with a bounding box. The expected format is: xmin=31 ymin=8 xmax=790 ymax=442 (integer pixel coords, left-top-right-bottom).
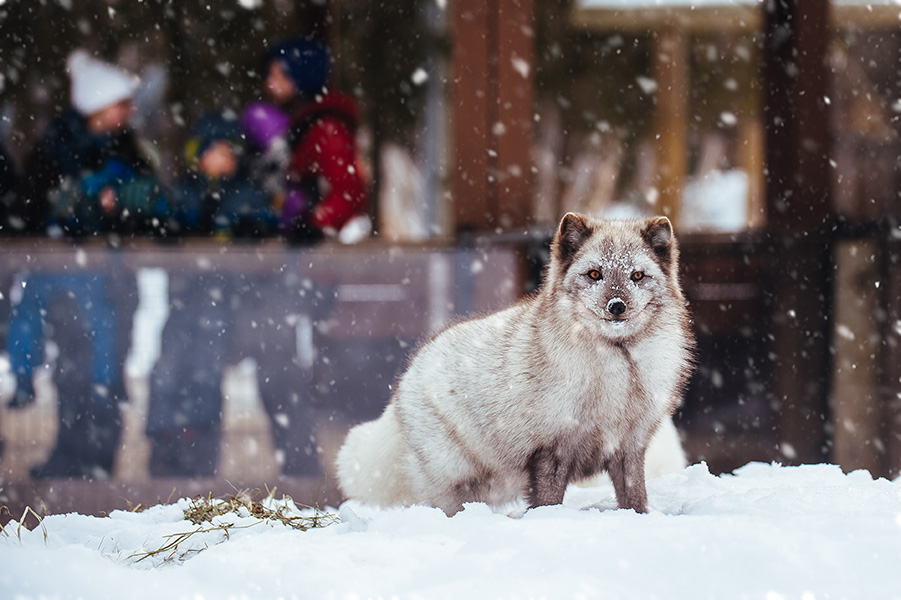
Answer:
xmin=607 ymin=447 xmax=649 ymax=513
xmin=527 ymin=446 xmax=569 ymax=508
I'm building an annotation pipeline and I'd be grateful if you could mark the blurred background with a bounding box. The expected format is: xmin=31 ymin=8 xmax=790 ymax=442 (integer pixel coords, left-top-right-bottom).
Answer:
xmin=1 ymin=0 xmax=900 ymax=518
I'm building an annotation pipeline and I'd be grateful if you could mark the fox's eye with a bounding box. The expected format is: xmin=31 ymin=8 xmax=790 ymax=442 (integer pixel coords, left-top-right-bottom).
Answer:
xmin=630 ymin=271 xmax=645 ymax=282
xmin=586 ymin=269 xmax=602 ymax=281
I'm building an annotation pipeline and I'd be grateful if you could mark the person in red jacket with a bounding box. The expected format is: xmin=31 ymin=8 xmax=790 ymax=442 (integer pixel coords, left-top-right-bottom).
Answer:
xmin=256 ymin=37 xmax=370 ymax=243
xmin=232 ymin=38 xmax=368 ymax=476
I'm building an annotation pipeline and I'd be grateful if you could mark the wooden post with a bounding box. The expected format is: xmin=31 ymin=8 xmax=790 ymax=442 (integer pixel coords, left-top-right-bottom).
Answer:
xmin=738 ymin=118 xmax=765 ymax=229
xmin=494 ymin=0 xmax=534 ymax=231
xmin=451 ymin=0 xmax=492 ymax=231
xmin=885 ymin=239 xmax=901 ymax=478
xmin=653 ymin=27 xmax=688 ymax=224
xmin=763 ymin=3 xmax=832 ymax=233
xmin=831 ymin=239 xmax=883 ymax=474
xmin=762 ymin=0 xmax=834 ymax=465
xmin=451 ymin=0 xmax=533 ymax=232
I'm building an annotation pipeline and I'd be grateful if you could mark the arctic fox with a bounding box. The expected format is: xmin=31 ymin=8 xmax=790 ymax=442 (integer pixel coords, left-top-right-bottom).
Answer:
xmin=336 ymin=213 xmax=695 ymax=515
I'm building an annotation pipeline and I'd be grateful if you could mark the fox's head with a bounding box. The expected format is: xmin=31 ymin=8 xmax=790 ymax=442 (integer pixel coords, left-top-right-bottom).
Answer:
xmin=547 ymin=213 xmax=683 ymax=340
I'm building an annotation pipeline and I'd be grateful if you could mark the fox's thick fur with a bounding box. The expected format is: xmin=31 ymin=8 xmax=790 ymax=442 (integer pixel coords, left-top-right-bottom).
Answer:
xmin=336 ymin=213 xmax=695 ymax=514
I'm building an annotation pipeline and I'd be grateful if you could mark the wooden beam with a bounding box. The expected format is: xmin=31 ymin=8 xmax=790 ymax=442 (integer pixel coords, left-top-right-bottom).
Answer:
xmin=572 ymin=3 xmax=761 ymax=33
xmin=737 ymin=118 xmax=766 ymax=229
xmin=452 ymin=0 xmax=492 ymax=231
xmin=831 ymin=239 xmax=884 ymax=474
xmin=764 ymin=4 xmax=832 ymax=231
xmin=571 ymin=0 xmax=901 ymax=33
xmin=653 ymin=27 xmax=688 ymax=224
xmin=762 ymin=0 xmax=834 ymax=465
xmin=885 ymin=240 xmax=901 ymax=478
xmin=494 ymin=0 xmax=534 ymax=230
xmin=451 ymin=0 xmax=534 ymax=232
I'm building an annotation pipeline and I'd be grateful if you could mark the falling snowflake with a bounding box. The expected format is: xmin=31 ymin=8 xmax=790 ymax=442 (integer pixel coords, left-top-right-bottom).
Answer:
xmin=411 ymin=68 xmax=429 ymax=86
xmin=511 ymin=56 xmax=530 ymax=79
xmin=636 ymin=76 xmax=657 ymax=94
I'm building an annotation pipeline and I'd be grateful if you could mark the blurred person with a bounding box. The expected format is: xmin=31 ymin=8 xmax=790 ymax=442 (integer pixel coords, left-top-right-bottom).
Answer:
xmin=250 ymin=37 xmax=370 ymax=243
xmin=240 ymin=101 xmax=293 ymax=228
xmin=6 ymin=50 xmax=164 ymax=479
xmin=165 ymin=113 xmax=278 ymax=238
xmin=146 ymin=113 xmax=277 ymax=477
xmin=15 ymin=50 xmax=166 ymax=236
xmin=0 ymin=141 xmax=18 ymax=338
xmin=0 ymin=141 xmax=17 ymax=231
xmin=0 ymin=141 xmax=17 ymax=461
xmin=225 ymin=38 xmax=371 ymax=476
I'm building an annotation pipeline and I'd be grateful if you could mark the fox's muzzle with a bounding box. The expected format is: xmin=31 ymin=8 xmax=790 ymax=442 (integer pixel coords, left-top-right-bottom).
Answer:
xmin=606 ymin=298 xmax=627 ymax=316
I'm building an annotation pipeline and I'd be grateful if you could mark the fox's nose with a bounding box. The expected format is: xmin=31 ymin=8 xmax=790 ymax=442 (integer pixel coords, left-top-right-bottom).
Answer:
xmin=607 ymin=298 xmax=626 ymax=316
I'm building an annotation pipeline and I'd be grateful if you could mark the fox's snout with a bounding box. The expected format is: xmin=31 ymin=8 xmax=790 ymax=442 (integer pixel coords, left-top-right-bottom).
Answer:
xmin=606 ymin=297 xmax=627 ymax=316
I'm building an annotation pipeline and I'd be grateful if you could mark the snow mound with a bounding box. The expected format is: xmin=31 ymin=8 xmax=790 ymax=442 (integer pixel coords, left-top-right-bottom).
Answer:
xmin=2 ymin=462 xmax=899 ymax=599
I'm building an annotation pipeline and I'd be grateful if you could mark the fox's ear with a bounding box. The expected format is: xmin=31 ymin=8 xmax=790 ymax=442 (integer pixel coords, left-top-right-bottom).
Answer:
xmin=641 ymin=217 xmax=674 ymax=265
xmin=554 ymin=212 xmax=592 ymax=268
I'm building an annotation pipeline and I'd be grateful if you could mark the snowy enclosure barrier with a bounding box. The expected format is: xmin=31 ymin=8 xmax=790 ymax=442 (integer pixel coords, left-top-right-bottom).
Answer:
xmin=4 ymin=229 xmax=901 ymax=520
xmin=0 ymin=239 xmax=522 ymax=515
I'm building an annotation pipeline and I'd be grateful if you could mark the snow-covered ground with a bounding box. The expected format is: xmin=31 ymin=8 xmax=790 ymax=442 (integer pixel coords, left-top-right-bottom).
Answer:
xmin=2 ymin=461 xmax=899 ymax=599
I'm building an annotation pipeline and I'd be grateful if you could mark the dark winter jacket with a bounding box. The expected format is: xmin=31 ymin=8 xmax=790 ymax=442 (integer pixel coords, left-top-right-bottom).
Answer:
xmin=15 ymin=109 xmax=166 ymax=236
xmin=0 ymin=142 xmax=17 ymax=233
xmin=168 ymin=171 xmax=278 ymax=238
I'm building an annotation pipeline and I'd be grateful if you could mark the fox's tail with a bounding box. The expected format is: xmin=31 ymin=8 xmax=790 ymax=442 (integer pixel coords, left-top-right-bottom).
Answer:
xmin=335 ymin=404 xmax=413 ymax=507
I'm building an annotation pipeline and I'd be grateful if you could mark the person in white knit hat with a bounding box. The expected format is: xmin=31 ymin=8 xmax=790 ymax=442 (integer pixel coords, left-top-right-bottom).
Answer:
xmin=7 ymin=49 xmax=165 ymax=480
xmin=13 ymin=49 xmax=165 ymax=234
xmin=67 ymin=49 xmax=140 ymax=132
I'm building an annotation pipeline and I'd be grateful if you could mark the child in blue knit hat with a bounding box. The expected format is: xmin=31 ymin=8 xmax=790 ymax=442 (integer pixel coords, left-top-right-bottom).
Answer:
xmin=168 ymin=112 xmax=278 ymax=237
xmin=145 ymin=112 xmax=279 ymax=477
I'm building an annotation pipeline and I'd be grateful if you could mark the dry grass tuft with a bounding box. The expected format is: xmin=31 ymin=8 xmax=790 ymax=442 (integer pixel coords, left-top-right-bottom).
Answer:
xmin=129 ymin=487 xmax=338 ymax=564
xmin=183 ymin=486 xmax=337 ymax=531
xmin=0 ymin=504 xmax=49 ymax=543
xmin=2 ymin=488 xmax=337 ymax=565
